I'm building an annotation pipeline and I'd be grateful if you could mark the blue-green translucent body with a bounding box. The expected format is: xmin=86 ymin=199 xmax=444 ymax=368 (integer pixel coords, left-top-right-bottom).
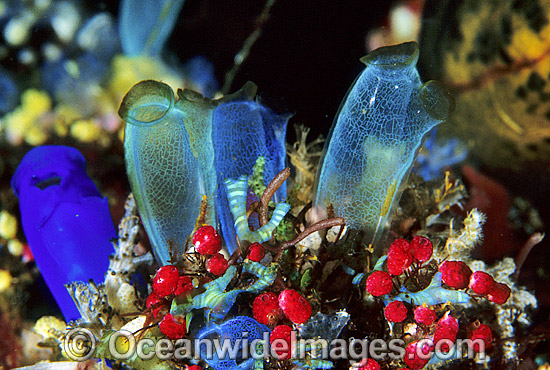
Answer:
xmin=119 ymin=0 xmax=185 ymax=57
xmin=314 ymin=42 xmax=453 ymax=246
xmin=213 ymin=102 xmax=289 ymax=254
xmin=120 ymin=80 xmax=216 ymax=264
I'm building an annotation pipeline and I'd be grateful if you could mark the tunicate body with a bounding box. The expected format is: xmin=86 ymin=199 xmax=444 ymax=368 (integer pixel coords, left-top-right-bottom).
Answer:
xmin=314 ymin=42 xmax=453 ymax=246
xmin=118 ymin=0 xmax=185 ymax=57
xmin=213 ymin=101 xmax=288 ymax=254
xmin=197 ymin=316 xmax=269 ymax=370
xmin=183 ymin=56 xmax=219 ymax=98
xmin=11 ymin=146 xmax=116 ymax=320
xmin=120 ymin=80 xmax=216 ymax=265
xmin=41 ymin=53 xmax=111 ymax=116
xmin=0 ymin=67 xmax=19 ymax=114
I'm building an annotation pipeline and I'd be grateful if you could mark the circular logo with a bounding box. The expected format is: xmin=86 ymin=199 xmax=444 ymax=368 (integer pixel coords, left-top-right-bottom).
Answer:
xmin=63 ymin=328 xmax=97 ymax=361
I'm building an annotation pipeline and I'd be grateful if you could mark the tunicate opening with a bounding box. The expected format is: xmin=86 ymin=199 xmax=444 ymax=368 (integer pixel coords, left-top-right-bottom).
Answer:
xmin=118 ymin=80 xmax=175 ymax=126
xmin=420 ymin=80 xmax=455 ymax=121
xmin=360 ymin=41 xmax=419 ymax=68
xmin=34 ymin=176 xmax=62 ymax=190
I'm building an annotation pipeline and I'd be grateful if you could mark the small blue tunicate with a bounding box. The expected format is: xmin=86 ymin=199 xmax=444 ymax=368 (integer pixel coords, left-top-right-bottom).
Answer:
xmin=197 ymin=316 xmax=270 ymax=370
xmin=41 ymin=54 xmax=110 ymax=116
xmin=183 ymin=56 xmax=219 ymax=98
xmin=314 ymin=42 xmax=454 ymax=247
xmin=413 ymin=129 xmax=468 ymax=181
xmin=77 ymin=12 xmax=121 ymax=60
xmin=0 ymin=67 xmax=19 ymax=114
xmin=11 ymin=146 xmax=116 ymax=321
xmin=118 ymin=0 xmax=185 ymax=57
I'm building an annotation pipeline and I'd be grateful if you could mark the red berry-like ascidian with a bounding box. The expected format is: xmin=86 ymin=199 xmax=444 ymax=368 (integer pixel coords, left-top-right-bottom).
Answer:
xmin=247 ymin=242 xmax=265 ymax=262
xmin=404 ymin=340 xmax=431 ymax=369
xmin=159 ymin=313 xmax=187 ymax=339
xmin=487 ymin=282 xmax=511 ymax=304
xmin=433 ymin=312 xmax=459 ymax=353
xmin=278 ymin=289 xmax=312 ymax=324
xmin=206 ymin=253 xmax=228 ymax=275
xmin=413 ymin=305 xmax=437 ymax=326
xmin=270 ymin=324 xmax=293 ymax=360
xmin=469 ymin=271 xmax=495 ymax=295
xmin=410 ymin=236 xmax=433 ymax=263
xmin=439 ymin=261 xmax=472 ymax=289
xmin=153 ymin=265 xmax=180 ymax=297
xmin=174 ymin=275 xmax=194 ymax=296
xmin=387 ymin=247 xmax=412 ymax=276
xmin=192 ymin=225 xmax=222 ymax=255
xmin=387 ymin=239 xmax=413 ymax=275
xmin=391 ymin=238 xmax=411 ymax=254
xmin=469 ymin=323 xmax=493 ymax=352
xmin=146 ymin=292 xmax=168 ymax=318
xmin=186 ymin=365 xmax=202 ymax=370
xmin=366 ymin=271 xmax=393 ymax=296
xmin=384 ymin=300 xmax=408 ymax=322
xmin=253 ymin=292 xmax=284 ymax=326
xmin=356 ymin=358 xmax=381 ymax=370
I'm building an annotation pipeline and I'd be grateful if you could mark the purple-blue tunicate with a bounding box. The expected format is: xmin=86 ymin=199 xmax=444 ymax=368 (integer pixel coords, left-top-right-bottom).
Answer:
xmin=11 ymin=146 xmax=116 ymax=320
xmin=197 ymin=316 xmax=270 ymax=370
xmin=213 ymin=100 xmax=289 ymax=254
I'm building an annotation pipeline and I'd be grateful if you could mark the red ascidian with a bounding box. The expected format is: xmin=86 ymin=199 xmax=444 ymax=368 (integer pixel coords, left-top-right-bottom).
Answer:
xmin=193 ymin=225 xmax=229 ymax=275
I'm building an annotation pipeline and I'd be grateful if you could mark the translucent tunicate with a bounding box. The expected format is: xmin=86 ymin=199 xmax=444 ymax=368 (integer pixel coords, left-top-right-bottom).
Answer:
xmin=118 ymin=0 xmax=185 ymax=57
xmin=213 ymin=99 xmax=289 ymax=254
xmin=314 ymin=42 xmax=454 ymax=247
xmin=120 ymin=80 xmax=215 ymax=265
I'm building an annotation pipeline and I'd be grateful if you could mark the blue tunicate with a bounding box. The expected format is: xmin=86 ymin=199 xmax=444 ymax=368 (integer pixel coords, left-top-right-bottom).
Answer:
xmin=77 ymin=12 xmax=121 ymax=60
xmin=413 ymin=129 xmax=467 ymax=181
xmin=11 ymin=146 xmax=116 ymax=321
xmin=314 ymin=42 xmax=454 ymax=247
xmin=118 ymin=0 xmax=186 ymax=57
xmin=197 ymin=316 xmax=270 ymax=370
xmin=183 ymin=56 xmax=219 ymax=98
xmin=0 ymin=67 xmax=19 ymax=114
xmin=213 ymin=101 xmax=289 ymax=254
xmin=41 ymin=53 xmax=110 ymax=116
